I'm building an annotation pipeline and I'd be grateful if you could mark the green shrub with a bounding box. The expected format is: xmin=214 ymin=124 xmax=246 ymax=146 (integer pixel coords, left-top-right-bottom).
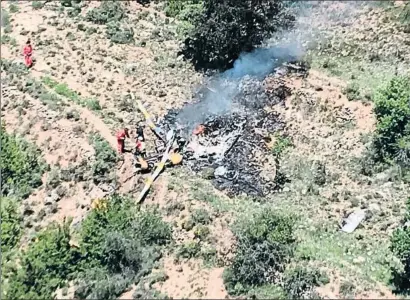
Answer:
xmin=9 ymin=3 xmax=19 ymax=13
xmin=181 ymin=0 xmax=294 ymax=71
xmin=1 ymin=9 xmax=10 ymax=26
xmin=131 ymin=207 xmax=172 ymax=246
xmin=76 ymin=195 xmax=171 ymax=298
xmin=391 ymin=198 xmax=410 ymax=291
xmin=54 ymin=82 xmax=79 ymax=101
xmin=1 ymin=59 xmax=29 ymax=77
xmin=373 ymin=76 xmax=410 ymax=167
xmin=46 ymin=167 xmax=61 ymax=189
xmin=339 ymin=281 xmax=356 ymax=298
xmin=1 ymin=197 xmax=22 ymax=253
xmin=343 ymin=82 xmax=361 ymax=101
xmin=5 ymin=220 xmax=81 ymax=299
xmin=398 ymin=3 xmax=410 ymax=25
xmin=106 ymin=21 xmax=134 ymax=44
xmin=75 ymin=267 xmax=138 ymax=299
xmin=191 ymin=208 xmax=211 ymax=225
xmin=67 ymin=5 xmax=82 ymax=18
xmin=1 ymin=34 xmax=11 ymax=45
xmin=86 ymin=1 xmax=125 ymax=25
xmin=133 ymin=286 xmax=170 ymax=299
xmin=176 ymin=241 xmax=201 ymax=259
xmin=3 ymin=194 xmax=171 ymax=300
xmin=32 ymin=1 xmax=43 ymax=10
xmin=60 ymin=0 xmax=81 ymax=8
xmin=42 ymin=76 xmax=103 ymax=110
xmin=79 ymin=195 xmax=134 ymax=266
xmin=272 ymin=135 xmax=293 ymax=157
xmin=4 ymin=24 xmax=12 ymax=33
xmin=165 ymin=0 xmax=203 ymax=18
xmin=89 ymin=134 xmax=118 ymax=183
xmin=165 ymin=0 xmax=204 ymax=37
xmin=193 ymin=224 xmax=210 ymax=241
xmin=85 ymin=98 xmax=102 ymax=111
xmin=282 ymin=266 xmax=329 ymax=298
xmin=41 ymin=75 xmax=58 ymax=88
xmin=223 ymin=209 xmax=296 ymax=295
xmin=1 ymin=124 xmax=47 ymax=198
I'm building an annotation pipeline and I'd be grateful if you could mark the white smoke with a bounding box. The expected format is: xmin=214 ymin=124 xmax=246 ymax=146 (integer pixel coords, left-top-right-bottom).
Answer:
xmin=174 ymin=1 xmax=365 ymax=129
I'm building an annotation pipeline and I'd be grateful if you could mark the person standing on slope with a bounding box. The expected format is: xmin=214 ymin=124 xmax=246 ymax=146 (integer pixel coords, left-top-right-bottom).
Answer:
xmin=116 ymin=128 xmax=130 ymax=154
xmin=23 ymin=39 xmax=33 ymax=68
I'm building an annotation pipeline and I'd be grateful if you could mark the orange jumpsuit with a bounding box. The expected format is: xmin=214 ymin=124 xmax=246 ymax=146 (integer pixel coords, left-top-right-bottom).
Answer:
xmin=116 ymin=129 xmax=129 ymax=154
xmin=23 ymin=44 xmax=33 ymax=68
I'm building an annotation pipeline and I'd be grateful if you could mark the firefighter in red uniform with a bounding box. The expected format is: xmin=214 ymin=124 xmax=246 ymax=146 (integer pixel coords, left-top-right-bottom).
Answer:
xmin=23 ymin=39 xmax=33 ymax=68
xmin=116 ymin=128 xmax=129 ymax=154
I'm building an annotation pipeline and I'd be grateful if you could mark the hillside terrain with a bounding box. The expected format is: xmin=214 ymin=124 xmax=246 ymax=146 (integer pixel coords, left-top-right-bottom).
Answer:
xmin=1 ymin=1 xmax=410 ymax=299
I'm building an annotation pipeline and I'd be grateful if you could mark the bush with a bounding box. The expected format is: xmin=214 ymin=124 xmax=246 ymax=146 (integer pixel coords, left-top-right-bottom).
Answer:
xmin=165 ymin=0 xmax=203 ymax=18
xmin=131 ymin=207 xmax=172 ymax=246
xmin=85 ymin=98 xmax=102 ymax=111
xmin=60 ymin=0 xmax=81 ymax=8
xmin=5 ymin=220 xmax=81 ymax=299
xmin=76 ymin=195 xmax=171 ymax=298
xmin=79 ymin=195 xmax=134 ymax=266
xmin=1 ymin=59 xmax=29 ymax=77
xmin=391 ymin=198 xmax=410 ymax=291
xmin=75 ymin=267 xmax=138 ymax=299
xmin=282 ymin=266 xmax=329 ymax=298
xmin=54 ymin=82 xmax=79 ymax=100
xmin=89 ymin=134 xmax=118 ymax=183
xmin=176 ymin=241 xmax=201 ymax=259
xmin=1 ymin=8 xmax=10 ymax=26
xmin=343 ymin=82 xmax=361 ymax=101
xmin=9 ymin=3 xmax=19 ymax=13
xmin=191 ymin=208 xmax=211 ymax=225
xmin=32 ymin=1 xmax=43 ymax=10
xmin=46 ymin=167 xmax=61 ymax=189
xmin=181 ymin=0 xmax=294 ymax=71
xmin=272 ymin=135 xmax=293 ymax=157
xmin=373 ymin=76 xmax=410 ymax=167
xmin=399 ymin=3 xmax=410 ymax=25
xmin=106 ymin=21 xmax=134 ymax=44
xmin=165 ymin=0 xmax=204 ymax=38
xmin=1 ymin=197 xmax=22 ymax=253
xmin=223 ymin=209 xmax=296 ymax=295
xmin=86 ymin=1 xmax=125 ymax=25
xmin=3 ymin=195 xmax=171 ymax=300
xmin=1 ymin=123 xmax=47 ymax=198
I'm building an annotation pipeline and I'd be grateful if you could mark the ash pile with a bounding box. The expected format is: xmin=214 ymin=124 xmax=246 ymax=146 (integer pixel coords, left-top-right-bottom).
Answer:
xmin=159 ymin=62 xmax=307 ymax=197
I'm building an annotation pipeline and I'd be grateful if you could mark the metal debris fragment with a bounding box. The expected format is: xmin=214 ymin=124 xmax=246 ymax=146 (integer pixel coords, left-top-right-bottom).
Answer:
xmin=341 ymin=209 xmax=366 ymax=233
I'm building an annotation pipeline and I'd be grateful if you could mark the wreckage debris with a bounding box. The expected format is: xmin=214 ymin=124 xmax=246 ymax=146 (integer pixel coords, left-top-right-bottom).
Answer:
xmin=341 ymin=209 xmax=366 ymax=233
xmin=159 ymin=63 xmax=306 ymax=197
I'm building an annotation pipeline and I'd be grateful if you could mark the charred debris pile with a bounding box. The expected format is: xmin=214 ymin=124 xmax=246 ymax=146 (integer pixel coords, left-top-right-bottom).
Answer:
xmin=159 ymin=61 xmax=309 ymax=197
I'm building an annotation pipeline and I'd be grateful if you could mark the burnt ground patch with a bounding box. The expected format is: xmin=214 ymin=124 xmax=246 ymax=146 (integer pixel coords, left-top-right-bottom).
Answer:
xmin=160 ymin=63 xmax=306 ymax=197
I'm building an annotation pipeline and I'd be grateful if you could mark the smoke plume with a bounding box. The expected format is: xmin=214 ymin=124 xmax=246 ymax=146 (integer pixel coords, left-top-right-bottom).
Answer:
xmin=172 ymin=1 xmax=364 ymax=131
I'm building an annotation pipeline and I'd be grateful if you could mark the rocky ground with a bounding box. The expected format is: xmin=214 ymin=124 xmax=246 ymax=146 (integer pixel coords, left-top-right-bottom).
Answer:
xmin=1 ymin=1 xmax=409 ymax=299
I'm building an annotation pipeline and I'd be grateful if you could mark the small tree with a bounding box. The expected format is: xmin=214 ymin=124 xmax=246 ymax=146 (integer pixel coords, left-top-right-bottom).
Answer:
xmin=391 ymin=198 xmax=410 ymax=291
xmin=76 ymin=195 xmax=171 ymax=299
xmin=86 ymin=1 xmax=125 ymax=25
xmin=89 ymin=134 xmax=118 ymax=183
xmin=181 ymin=0 xmax=294 ymax=71
xmin=373 ymin=76 xmax=410 ymax=166
xmin=0 ymin=123 xmax=46 ymax=198
xmin=223 ymin=209 xmax=296 ymax=295
xmin=6 ymin=220 xmax=81 ymax=299
xmin=1 ymin=197 xmax=22 ymax=253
